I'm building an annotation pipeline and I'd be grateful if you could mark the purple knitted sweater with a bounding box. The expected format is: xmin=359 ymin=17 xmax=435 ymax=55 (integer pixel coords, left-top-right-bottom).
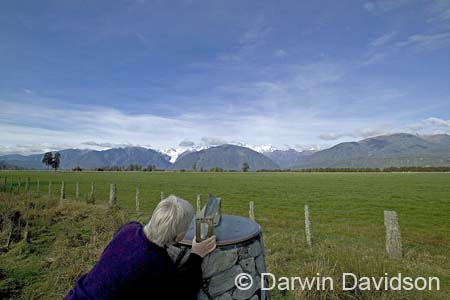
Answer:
xmin=65 ymin=222 xmax=202 ymax=300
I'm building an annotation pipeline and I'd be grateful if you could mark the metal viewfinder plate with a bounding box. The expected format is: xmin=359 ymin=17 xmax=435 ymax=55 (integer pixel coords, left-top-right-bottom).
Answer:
xmin=195 ymin=218 xmax=214 ymax=242
xmin=180 ymin=214 xmax=260 ymax=246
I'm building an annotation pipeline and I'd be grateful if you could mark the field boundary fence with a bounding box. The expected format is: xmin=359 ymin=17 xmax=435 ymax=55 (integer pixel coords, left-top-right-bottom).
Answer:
xmin=0 ymin=175 xmax=404 ymax=259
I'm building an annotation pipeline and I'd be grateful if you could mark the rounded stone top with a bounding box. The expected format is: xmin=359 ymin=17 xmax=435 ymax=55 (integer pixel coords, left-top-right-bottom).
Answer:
xmin=179 ymin=214 xmax=260 ymax=247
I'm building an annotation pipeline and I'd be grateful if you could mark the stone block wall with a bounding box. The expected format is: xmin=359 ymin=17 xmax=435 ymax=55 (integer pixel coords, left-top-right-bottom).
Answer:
xmin=168 ymin=235 xmax=270 ymax=300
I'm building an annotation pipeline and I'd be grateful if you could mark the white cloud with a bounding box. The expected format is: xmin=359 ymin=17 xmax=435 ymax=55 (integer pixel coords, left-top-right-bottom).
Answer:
xmin=81 ymin=141 xmax=140 ymax=148
xmin=178 ymin=140 xmax=195 ymax=147
xmin=2 ymin=97 xmax=449 ymax=156
xmin=361 ymin=52 xmax=386 ymax=66
xmin=274 ymin=49 xmax=287 ymax=57
xmin=201 ymin=137 xmax=228 ymax=147
xmin=426 ymin=117 xmax=450 ymax=128
xmin=364 ymin=2 xmax=376 ymax=12
xmin=363 ymin=30 xmax=450 ymax=67
xmin=319 ymin=133 xmax=346 ymax=141
xmin=240 ymin=19 xmax=271 ymax=47
xmin=427 ymin=0 xmax=450 ymax=26
xmin=364 ymin=0 xmax=407 ymax=13
xmin=219 ymin=15 xmax=271 ymax=62
xmin=370 ymin=31 xmax=398 ymax=47
xmin=0 ymin=95 xmax=356 ymax=155
xmin=1 ymin=50 xmax=448 ymax=156
xmin=0 ymin=99 xmax=201 ymax=154
xmin=353 ymin=127 xmax=391 ymax=139
xmin=319 ymin=127 xmax=391 ymax=141
xmin=361 ymin=32 xmax=399 ymax=66
xmin=399 ymin=32 xmax=450 ymax=50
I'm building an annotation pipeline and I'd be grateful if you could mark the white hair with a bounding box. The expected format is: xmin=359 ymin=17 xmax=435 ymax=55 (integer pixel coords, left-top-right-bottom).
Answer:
xmin=144 ymin=195 xmax=194 ymax=247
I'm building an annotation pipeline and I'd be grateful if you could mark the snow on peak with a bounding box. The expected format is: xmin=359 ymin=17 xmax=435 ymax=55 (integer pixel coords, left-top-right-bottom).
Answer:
xmin=241 ymin=144 xmax=278 ymax=153
xmin=159 ymin=143 xmax=294 ymax=163
xmin=160 ymin=145 xmax=208 ymax=163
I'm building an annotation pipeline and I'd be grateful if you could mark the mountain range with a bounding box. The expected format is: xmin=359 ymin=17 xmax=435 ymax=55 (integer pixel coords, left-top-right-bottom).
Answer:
xmin=0 ymin=147 xmax=171 ymax=170
xmin=1 ymin=133 xmax=449 ymax=170
xmin=292 ymin=133 xmax=450 ymax=169
xmin=169 ymin=144 xmax=279 ymax=171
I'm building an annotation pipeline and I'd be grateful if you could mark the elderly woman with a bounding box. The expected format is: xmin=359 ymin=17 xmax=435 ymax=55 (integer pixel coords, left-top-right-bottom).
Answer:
xmin=65 ymin=195 xmax=216 ymax=300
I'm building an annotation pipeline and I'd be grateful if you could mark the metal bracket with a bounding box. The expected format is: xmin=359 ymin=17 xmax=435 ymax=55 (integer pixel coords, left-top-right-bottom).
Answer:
xmin=195 ymin=194 xmax=222 ymax=241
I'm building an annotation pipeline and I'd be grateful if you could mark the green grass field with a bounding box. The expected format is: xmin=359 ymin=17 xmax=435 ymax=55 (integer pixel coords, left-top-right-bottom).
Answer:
xmin=1 ymin=171 xmax=449 ymax=299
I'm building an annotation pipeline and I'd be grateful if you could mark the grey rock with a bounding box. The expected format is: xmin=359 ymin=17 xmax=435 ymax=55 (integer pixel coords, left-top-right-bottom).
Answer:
xmin=208 ymin=265 xmax=243 ymax=297
xmin=248 ymin=240 xmax=262 ymax=257
xmin=167 ymin=245 xmax=182 ymax=262
xmin=198 ymin=289 xmax=209 ymax=300
xmin=255 ymin=255 xmax=266 ymax=274
xmin=239 ymin=257 xmax=256 ymax=275
xmin=166 ymin=246 xmax=191 ymax=266
xmin=216 ymin=293 xmax=233 ymax=300
xmin=202 ymin=249 xmax=238 ymax=278
xmin=232 ymin=276 xmax=260 ymax=300
xmin=180 ymin=249 xmax=192 ymax=266
xmin=238 ymin=247 xmax=250 ymax=259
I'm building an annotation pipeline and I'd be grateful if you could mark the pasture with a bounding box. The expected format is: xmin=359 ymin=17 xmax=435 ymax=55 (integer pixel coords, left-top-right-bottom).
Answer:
xmin=1 ymin=171 xmax=449 ymax=299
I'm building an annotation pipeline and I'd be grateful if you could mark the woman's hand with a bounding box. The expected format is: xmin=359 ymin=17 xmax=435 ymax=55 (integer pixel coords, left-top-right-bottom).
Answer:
xmin=191 ymin=235 xmax=216 ymax=258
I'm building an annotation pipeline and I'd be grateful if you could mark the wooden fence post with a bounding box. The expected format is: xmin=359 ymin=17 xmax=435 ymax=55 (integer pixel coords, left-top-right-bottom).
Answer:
xmin=249 ymin=201 xmax=255 ymax=221
xmin=160 ymin=191 xmax=165 ymax=201
xmin=88 ymin=182 xmax=95 ymax=204
xmin=48 ymin=180 xmax=52 ymax=198
xmin=384 ymin=210 xmax=402 ymax=259
xmin=109 ymin=184 xmax=117 ymax=207
xmin=75 ymin=182 xmax=80 ymax=200
xmin=60 ymin=181 xmax=65 ymax=204
xmin=36 ymin=180 xmax=40 ymax=197
xmin=136 ymin=188 xmax=140 ymax=213
xmin=25 ymin=177 xmax=30 ymax=193
xmin=305 ymin=205 xmax=312 ymax=247
xmin=17 ymin=178 xmax=21 ymax=193
xmin=196 ymin=194 xmax=202 ymax=214
xmin=23 ymin=221 xmax=29 ymax=243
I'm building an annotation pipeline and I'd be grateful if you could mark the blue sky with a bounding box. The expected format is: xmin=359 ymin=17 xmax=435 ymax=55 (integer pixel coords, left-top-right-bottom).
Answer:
xmin=1 ymin=0 xmax=450 ymax=154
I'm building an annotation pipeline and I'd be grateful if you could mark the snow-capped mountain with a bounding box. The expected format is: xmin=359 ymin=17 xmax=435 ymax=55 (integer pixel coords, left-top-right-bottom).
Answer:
xmin=159 ymin=142 xmax=307 ymax=163
xmin=159 ymin=142 xmax=282 ymax=163
xmin=233 ymin=143 xmax=278 ymax=153
xmin=160 ymin=146 xmax=208 ymax=163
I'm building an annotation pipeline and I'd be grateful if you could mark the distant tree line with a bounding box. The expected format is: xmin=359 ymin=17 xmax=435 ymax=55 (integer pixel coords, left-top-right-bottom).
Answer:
xmin=0 ymin=161 xmax=25 ymax=170
xmin=93 ymin=164 xmax=158 ymax=172
xmin=300 ymin=166 xmax=450 ymax=172
xmin=179 ymin=162 xmax=251 ymax=172
xmin=256 ymin=166 xmax=450 ymax=172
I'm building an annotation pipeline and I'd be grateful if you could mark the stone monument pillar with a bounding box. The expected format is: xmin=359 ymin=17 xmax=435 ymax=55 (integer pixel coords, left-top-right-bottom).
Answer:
xmin=168 ymin=195 xmax=270 ymax=300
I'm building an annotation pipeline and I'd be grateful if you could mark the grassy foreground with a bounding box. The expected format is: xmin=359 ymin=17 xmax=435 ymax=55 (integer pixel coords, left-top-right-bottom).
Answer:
xmin=0 ymin=171 xmax=449 ymax=299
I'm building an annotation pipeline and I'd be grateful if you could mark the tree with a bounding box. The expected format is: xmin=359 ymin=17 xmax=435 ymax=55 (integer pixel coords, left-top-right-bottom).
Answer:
xmin=127 ymin=164 xmax=142 ymax=171
xmin=144 ymin=164 xmax=156 ymax=172
xmin=192 ymin=163 xmax=197 ymax=171
xmin=242 ymin=162 xmax=250 ymax=172
xmin=42 ymin=152 xmax=53 ymax=170
xmin=52 ymin=152 xmax=61 ymax=171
